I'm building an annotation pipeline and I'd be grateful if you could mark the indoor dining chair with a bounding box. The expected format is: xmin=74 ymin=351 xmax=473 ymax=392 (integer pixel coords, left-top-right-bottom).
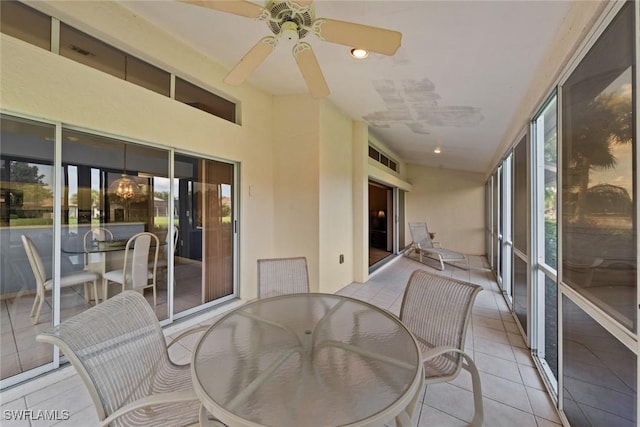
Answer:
xmin=103 ymin=232 xmax=159 ymax=304
xmin=400 ymin=269 xmax=484 ymax=426
xmin=21 ymin=235 xmax=101 ymax=324
xmin=257 ymin=256 xmax=309 ymax=298
xmin=153 ymin=225 xmax=179 ymax=285
xmin=83 ymin=227 xmax=113 ymax=269
xmin=36 ymin=290 xmax=222 ymax=427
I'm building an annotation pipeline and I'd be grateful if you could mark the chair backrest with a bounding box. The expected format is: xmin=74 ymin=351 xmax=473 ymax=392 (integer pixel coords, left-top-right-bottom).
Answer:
xmin=21 ymin=235 xmax=46 ymax=292
xmin=400 ymin=270 xmax=482 ymax=374
xmin=257 ymin=257 xmax=310 ymax=298
xmin=83 ymin=227 xmax=113 ymax=251
xmin=36 ymin=291 xmax=170 ymax=423
xmin=125 ymin=232 xmax=159 ymax=288
xmin=163 ymin=225 xmax=179 ymax=259
xmin=408 ymin=222 xmax=434 ymax=249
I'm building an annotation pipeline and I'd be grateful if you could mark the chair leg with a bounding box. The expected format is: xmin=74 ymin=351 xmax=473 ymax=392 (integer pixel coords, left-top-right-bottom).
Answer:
xmin=31 ymin=295 xmax=45 ymax=325
xmin=30 ymin=293 xmax=40 ymax=318
xmin=152 ymin=284 xmax=157 ymax=306
xmin=83 ymin=283 xmax=89 ymax=303
xmin=438 ymin=255 xmax=445 ymax=271
xmin=91 ymin=280 xmax=99 ymax=304
xmin=462 ymin=354 xmax=484 ymax=427
xmin=102 ymin=279 xmax=109 ymax=301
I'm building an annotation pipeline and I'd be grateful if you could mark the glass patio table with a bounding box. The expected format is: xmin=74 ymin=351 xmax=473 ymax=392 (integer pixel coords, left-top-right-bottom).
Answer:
xmin=192 ymin=293 xmax=423 ymax=427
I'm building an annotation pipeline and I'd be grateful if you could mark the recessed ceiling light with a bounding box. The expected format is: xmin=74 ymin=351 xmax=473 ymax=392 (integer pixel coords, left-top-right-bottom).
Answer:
xmin=350 ymin=48 xmax=369 ymax=59
xmin=434 ymin=147 xmax=441 ymax=154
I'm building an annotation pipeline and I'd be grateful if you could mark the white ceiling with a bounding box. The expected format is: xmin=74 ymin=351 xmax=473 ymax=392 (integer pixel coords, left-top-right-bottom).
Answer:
xmin=119 ymin=0 xmax=572 ymax=174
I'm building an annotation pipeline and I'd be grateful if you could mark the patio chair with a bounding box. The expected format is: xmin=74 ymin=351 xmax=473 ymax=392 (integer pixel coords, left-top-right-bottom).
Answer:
xmin=103 ymin=232 xmax=159 ymax=304
xmin=36 ymin=290 xmax=222 ymax=427
xmin=257 ymin=256 xmax=309 ymax=298
xmin=407 ymin=222 xmax=467 ymax=270
xmin=21 ymin=235 xmax=100 ymax=324
xmin=400 ymin=270 xmax=484 ymax=426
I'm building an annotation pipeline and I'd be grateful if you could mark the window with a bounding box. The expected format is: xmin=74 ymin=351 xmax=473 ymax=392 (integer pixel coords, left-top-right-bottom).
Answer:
xmin=0 ymin=114 xmax=55 ymax=380
xmin=0 ymin=0 xmax=50 ymax=50
xmin=560 ymin=3 xmax=636 ymax=425
xmin=60 ymin=24 xmax=170 ymax=97
xmin=367 ymin=144 xmax=398 ymax=172
xmin=2 ymin=4 xmax=238 ymax=123
xmin=561 ymin=1 xmax=636 ymax=333
xmin=532 ymin=94 xmax=558 ymax=388
xmin=175 ymin=78 xmax=236 ymax=123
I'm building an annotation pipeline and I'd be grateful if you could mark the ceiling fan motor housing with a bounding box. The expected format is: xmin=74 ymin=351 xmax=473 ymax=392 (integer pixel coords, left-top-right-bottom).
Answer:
xmin=266 ymin=0 xmax=314 ymax=39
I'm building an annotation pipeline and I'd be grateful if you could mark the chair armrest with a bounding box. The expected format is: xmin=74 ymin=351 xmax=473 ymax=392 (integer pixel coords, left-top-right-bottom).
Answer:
xmin=422 ymin=345 xmax=465 ymax=361
xmin=99 ymin=390 xmax=199 ymax=427
xmin=166 ymin=324 xmax=210 ymax=349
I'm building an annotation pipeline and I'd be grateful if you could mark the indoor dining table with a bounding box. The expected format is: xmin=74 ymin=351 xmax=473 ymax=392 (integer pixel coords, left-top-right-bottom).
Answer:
xmin=192 ymin=293 xmax=423 ymax=427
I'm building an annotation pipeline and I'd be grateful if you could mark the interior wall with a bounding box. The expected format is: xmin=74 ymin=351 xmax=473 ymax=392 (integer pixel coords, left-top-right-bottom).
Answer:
xmin=0 ymin=1 xmax=276 ymax=301
xmin=405 ymin=164 xmax=485 ymax=255
xmin=318 ymin=101 xmax=354 ymax=293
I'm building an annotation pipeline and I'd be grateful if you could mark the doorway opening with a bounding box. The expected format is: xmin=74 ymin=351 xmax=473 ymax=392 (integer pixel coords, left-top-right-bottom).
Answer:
xmin=368 ymin=181 xmax=393 ymax=267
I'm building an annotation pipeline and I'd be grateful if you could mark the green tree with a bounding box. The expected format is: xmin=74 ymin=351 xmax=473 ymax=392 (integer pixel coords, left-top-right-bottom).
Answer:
xmin=6 ymin=161 xmax=53 ymax=216
xmin=566 ymin=89 xmax=632 ymax=221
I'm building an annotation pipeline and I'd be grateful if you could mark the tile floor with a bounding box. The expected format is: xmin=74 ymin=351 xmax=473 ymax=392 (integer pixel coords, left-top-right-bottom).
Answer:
xmin=0 ymin=254 xmax=563 ymax=426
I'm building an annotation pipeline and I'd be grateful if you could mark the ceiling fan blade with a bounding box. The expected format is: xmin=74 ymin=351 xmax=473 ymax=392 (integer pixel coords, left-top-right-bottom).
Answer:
xmin=177 ymin=0 xmax=264 ymax=19
xmin=312 ymin=18 xmax=402 ymax=56
xmin=293 ymin=42 xmax=330 ymax=98
xmin=224 ymin=37 xmax=277 ymax=86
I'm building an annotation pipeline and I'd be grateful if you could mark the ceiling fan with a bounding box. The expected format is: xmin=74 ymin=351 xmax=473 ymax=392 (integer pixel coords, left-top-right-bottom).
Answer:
xmin=178 ymin=0 xmax=402 ymax=98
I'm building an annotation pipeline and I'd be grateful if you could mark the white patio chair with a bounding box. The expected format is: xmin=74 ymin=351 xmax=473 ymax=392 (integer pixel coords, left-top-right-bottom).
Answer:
xmin=21 ymin=235 xmax=100 ymax=324
xmin=257 ymin=256 xmax=309 ymax=298
xmin=407 ymin=222 xmax=467 ymax=270
xmin=400 ymin=269 xmax=484 ymax=426
xmin=103 ymin=232 xmax=159 ymax=304
xmin=36 ymin=290 xmax=223 ymax=427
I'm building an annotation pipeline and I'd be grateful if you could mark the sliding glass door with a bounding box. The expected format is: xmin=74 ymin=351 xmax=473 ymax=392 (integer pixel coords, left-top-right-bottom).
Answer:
xmin=0 ymin=113 xmax=238 ymax=387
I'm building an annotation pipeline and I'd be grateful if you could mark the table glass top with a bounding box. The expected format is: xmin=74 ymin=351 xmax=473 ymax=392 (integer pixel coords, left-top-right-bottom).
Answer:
xmin=193 ymin=293 xmax=420 ymax=427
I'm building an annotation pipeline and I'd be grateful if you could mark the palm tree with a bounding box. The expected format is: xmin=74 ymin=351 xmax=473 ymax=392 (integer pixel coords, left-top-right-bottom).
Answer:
xmin=564 ymin=87 xmax=633 ymax=222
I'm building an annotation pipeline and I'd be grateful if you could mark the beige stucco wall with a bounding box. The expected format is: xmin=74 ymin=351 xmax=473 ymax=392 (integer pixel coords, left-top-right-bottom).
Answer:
xmin=319 ymin=101 xmax=354 ymax=293
xmin=405 ymin=164 xmax=485 ymax=256
xmin=271 ymin=95 xmax=321 ymax=291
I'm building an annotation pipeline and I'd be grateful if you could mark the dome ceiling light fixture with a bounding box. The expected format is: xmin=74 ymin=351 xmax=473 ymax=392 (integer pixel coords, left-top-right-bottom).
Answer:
xmin=434 ymin=147 xmax=442 ymax=154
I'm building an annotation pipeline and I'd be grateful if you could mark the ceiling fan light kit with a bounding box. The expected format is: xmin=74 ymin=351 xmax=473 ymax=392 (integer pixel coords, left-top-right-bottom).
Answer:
xmin=179 ymin=0 xmax=402 ymax=98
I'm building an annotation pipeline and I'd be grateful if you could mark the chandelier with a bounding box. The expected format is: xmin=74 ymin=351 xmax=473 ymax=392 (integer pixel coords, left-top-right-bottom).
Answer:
xmin=108 ymin=144 xmax=142 ymax=200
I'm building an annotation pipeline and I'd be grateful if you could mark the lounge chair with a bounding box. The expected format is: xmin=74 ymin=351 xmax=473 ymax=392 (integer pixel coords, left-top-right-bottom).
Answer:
xmin=407 ymin=222 xmax=467 ymax=270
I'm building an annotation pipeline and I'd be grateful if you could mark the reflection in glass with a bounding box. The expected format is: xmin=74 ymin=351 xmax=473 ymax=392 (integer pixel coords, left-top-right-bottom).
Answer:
xmin=513 ymin=256 xmax=527 ymax=331
xmin=0 ymin=114 xmax=55 ymax=380
xmin=513 ymin=136 xmax=527 ymax=252
xmin=538 ymin=97 xmax=558 ymax=270
xmin=61 ymin=130 xmax=169 ymax=320
xmin=543 ymin=276 xmax=557 ymax=379
xmin=561 ymin=2 xmax=636 ymax=332
xmin=563 ymin=297 xmax=636 ymax=427
xmin=173 ymin=154 xmax=234 ymax=316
